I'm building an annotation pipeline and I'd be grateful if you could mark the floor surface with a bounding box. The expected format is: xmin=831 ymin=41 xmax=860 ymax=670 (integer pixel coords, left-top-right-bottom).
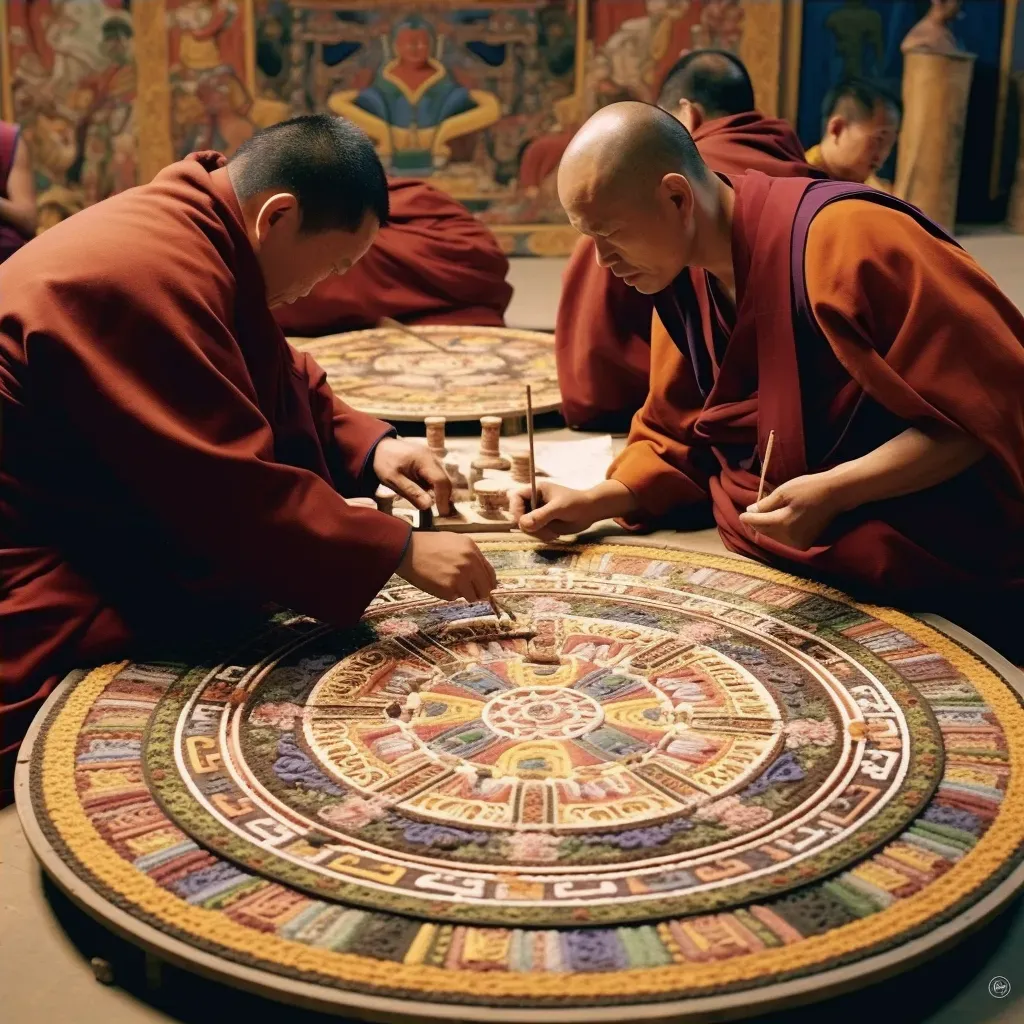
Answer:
xmin=5 ymin=229 xmax=1024 ymax=1023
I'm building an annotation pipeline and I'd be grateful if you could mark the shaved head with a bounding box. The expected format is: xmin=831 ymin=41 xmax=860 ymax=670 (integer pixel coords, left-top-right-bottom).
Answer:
xmin=558 ymin=102 xmax=717 ymax=294
xmin=559 ymin=102 xmax=708 ymax=204
xmin=658 ymin=49 xmax=755 ymax=120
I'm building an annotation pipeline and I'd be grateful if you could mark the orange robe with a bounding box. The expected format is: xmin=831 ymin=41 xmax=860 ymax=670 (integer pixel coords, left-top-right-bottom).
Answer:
xmin=610 ymin=172 xmax=1024 ymax=655
xmin=556 ymin=113 xmax=822 ymax=430
xmin=0 ymin=152 xmax=413 ymax=799
xmin=274 ymin=178 xmax=513 ymax=336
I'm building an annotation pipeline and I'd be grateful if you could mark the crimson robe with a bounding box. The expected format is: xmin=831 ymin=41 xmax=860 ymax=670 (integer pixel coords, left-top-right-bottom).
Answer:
xmin=519 ymin=129 xmax=576 ymax=191
xmin=273 ymin=178 xmax=513 ymax=336
xmin=557 ymin=113 xmax=822 ymax=430
xmin=0 ymin=152 xmax=413 ymax=799
xmin=610 ymin=172 xmax=1024 ymax=656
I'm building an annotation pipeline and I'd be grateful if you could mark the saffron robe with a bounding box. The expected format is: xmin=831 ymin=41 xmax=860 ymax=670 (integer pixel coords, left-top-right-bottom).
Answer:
xmin=274 ymin=178 xmax=513 ymax=336
xmin=609 ymin=172 xmax=1024 ymax=654
xmin=0 ymin=152 xmax=413 ymax=798
xmin=804 ymin=143 xmax=888 ymax=192
xmin=556 ymin=113 xmax=822 ymax=430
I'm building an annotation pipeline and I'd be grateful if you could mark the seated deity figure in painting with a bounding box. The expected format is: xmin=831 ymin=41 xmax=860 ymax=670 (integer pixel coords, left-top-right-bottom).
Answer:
xmin=329 ymin=16 xmax=501 ymax=176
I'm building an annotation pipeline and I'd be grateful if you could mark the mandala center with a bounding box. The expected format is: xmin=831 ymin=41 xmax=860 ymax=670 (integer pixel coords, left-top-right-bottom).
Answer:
xmin=482 ymin=686 xmax=604 ymax=741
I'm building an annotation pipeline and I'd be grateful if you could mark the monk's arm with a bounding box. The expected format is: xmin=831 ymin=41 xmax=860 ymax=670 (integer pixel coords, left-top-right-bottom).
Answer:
xmin=0 ymin=136 xmax=37 ymax=239
xmin=806 ymin=202 xmax=1024 ymax=496
xmin=826 ymin=423 xmax=986 ymax=510
xmin=292 ymin=346 xmax=394 ymax=495
xmin=607 ymin=307 xmax=712 ymax=520
xmin=37 ymin=282 xmax=410 ymax=626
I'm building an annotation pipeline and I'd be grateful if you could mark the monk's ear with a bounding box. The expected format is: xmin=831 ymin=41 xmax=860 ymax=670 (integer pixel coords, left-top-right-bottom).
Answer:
xmin=825 ymin=114 xmax=846 ymax=143
xmin=675 ymin=99 xmax=701 ymax=133
xmin=661 ymin=173 xmax=693 ymax=213
xmin=254 ymin=192 xmax=300 ymax=242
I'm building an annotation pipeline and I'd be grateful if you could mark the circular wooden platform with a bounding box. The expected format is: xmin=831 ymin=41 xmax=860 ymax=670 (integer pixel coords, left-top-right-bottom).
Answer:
xmin=16 ymin=541 xmax=1024 ymax=1021
xmin=290 ymin=325 xmax=561 ymax=423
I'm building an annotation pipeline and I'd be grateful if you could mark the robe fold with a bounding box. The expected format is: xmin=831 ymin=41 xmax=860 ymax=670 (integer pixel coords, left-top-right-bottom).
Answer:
xmin=0 ymin=152 xmax=413 ymax=798
xmin=273 ymin=178 xmax=513 ymax=336
xmin=556 ymin=113 xmax=822 ymax=430
xmin=610 ymin=172 xmax=1024 ymax=655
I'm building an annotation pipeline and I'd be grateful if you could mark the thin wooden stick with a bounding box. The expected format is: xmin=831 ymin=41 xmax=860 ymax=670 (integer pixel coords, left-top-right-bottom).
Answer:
xmin=378 ymin=316 xmax=451 ymax=354
xmin=526 ymin=384 xmax=538 ymax=511
xmin=757 ymin=429 xmax=776 ymax=505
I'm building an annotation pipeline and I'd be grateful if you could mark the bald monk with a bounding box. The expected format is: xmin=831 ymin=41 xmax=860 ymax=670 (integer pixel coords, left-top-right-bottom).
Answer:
xmin=517 ymin=103 xmax=1024 ymax=658
xmin=273 ymin=176 xmax=513 ymax=336
xmin=557 ymin=50 xmax=821 ymax=431
xmin=0 ymin=115 xmax=498 ymax=800
xmin=805 ymin=78 xmax=901 ymax=190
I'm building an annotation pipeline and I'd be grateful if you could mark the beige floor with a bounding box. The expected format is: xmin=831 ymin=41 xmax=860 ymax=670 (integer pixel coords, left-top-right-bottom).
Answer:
xmin=5 ymin=232 xmax=1024 ymax=1023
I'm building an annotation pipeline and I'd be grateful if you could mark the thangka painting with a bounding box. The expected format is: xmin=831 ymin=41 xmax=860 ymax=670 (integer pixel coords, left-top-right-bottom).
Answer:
xmin=167 ymin=0 xmax=257 ymax=159
xmin=797 ymin=0 xmax=1008 ymax=222
xmin=251 ymin=0 xmax=584 ymax=256
xmin=4 ymin=0 xmax=138 ymax=230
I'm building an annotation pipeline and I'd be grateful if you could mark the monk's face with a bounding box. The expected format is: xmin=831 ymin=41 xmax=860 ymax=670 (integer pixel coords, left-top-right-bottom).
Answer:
xmin=825 ymin=102 xmax=899 ymax=183
xmin=395 ymin=28 xmax=431 ymax=67
xmin=563 ymin=175 xmax=697 ymax=294
xmin=254 ymin=198 xmax=380 ymax=307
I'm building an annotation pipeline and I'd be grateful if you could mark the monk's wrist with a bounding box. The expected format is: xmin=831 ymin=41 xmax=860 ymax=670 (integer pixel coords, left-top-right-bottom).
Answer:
xmin=585 ymin=479 xmax=640 ymax=521
xmin=816 ymin=463 xmax=872 ymax=514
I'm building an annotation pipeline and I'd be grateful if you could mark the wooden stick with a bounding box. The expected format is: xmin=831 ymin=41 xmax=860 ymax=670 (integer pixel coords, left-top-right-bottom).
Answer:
xmin=378 ymin=316 xmax=451 ymax=354
xmin=757 ymin=429 xmax=776 ymax=505
xmin=526 ymin=384 xmax=538 ymax=511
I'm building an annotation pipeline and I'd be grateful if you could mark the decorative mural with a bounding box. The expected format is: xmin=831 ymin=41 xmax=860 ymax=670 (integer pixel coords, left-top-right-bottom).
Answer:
xmin=2 ymin=0 xmax=766 ymax=254
xmin=7 ymin=1 xmax=1017 ymax=248
xmin=250 ymin=0 xmax=583 ymax=254
xmin=797 ymin=0 xmax=1010 ymax=221
xmin=168 ymin=0 xmax=255 ymax=158
xmin=6 ymin=0 xmax=137 ymax=228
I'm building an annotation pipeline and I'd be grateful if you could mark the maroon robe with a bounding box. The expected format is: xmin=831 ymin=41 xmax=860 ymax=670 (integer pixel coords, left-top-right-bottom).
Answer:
xmin=274 ymin=178 xmax=513 ymax=336
xmin=0 ymin=152 xmax=412 ymax=799
xmin=610 ymin=172 xmax=1024 ymax=656
xmin=557 ymin=113 xmax=822 ymax=430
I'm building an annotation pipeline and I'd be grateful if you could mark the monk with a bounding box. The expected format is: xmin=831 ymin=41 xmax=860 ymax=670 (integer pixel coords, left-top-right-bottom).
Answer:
xmin=0 ymin=114 xmax=497 ymax=801
xmin=273 ymin=176 xmax=513 ymax=336
xmin=556 ymin=50 xmax=821 ymax=431
xmin=517 ymin=102 xmax=1024 ymax=660
xmin=805 ymin=78 xmax=901 ymax=190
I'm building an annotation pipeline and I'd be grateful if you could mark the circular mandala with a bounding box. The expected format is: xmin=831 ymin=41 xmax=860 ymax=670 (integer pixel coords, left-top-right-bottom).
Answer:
xmin=20 ymin=542 xmax=1024 ymax=1019
xmin=289 ymin=325 xmax=560 ymax=422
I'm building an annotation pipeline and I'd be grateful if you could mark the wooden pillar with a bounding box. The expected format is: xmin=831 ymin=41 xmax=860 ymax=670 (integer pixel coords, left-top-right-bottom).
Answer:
xmin=133 ymin=0 xmax=175 ymax=184
xmin=1007 ymin=73 xmax=1024 ymax=232
xmin=893 ymin=50 xmax=975 ymax=233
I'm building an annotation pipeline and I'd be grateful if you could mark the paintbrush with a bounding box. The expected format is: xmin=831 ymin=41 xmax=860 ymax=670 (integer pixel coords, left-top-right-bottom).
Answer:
xmin=378 ymin=316 xmax=452 ymax=354
xmin=526 ymin=384 xmax=538 ymax=513
xmin=757 ymin=429 xmax=776 ymax=505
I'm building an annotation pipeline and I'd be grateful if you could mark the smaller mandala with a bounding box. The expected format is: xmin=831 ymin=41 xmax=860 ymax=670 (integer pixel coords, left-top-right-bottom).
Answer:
xmin=289 ymin=325 xmax=560 ymax=422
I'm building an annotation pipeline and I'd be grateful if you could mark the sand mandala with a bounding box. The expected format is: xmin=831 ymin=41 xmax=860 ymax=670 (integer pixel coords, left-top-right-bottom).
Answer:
xmin=289 ymin=325 xmax=560 ymax=422
xmin=19 ymin=542 xmax=1024 ymax=1019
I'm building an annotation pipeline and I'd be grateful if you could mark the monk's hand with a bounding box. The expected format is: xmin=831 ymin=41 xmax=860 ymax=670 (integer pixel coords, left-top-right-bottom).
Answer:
xmin=398 ymin=533 xmax=498 ymax=604
xmin=739 ymin=474 xmax=840 ymax=551
xmin=512 ymin=480 xmax=637 ymax=542
xmin=372 ymin=438 xmax=453 ymax=515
